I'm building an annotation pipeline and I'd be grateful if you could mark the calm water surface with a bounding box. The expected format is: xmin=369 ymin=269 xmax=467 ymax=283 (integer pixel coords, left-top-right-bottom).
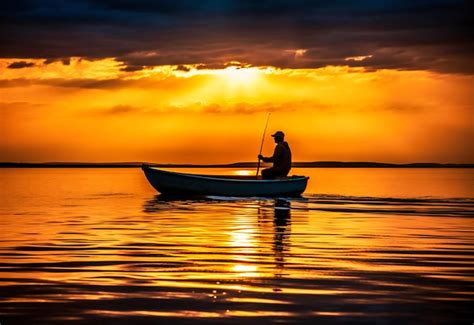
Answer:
xmin=0 ymin=168 xmax=473 ymax=324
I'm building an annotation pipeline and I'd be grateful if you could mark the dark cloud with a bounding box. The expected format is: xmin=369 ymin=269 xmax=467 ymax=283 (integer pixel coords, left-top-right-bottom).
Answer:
xmin=0 ymin=101 xmax=44 ymax=109
xmin=7 ymin=61 xmax=36 ymax=69
xmin=1 ymin=1 xmax=472 ymax=73
xmin=0 ymin=74 xmax=216 ymax=90
xmin=175 ymin=65 xmax=191 ymax=72
xmin=43 ymin=58 xmax=72 ymax=65
xmin=120 ymin=65 xmax=144 ymax=72
xmin=99 ymin=104 xmax=137 ymax=115
xmin=0 ymin=78 xmax=128 ymax=89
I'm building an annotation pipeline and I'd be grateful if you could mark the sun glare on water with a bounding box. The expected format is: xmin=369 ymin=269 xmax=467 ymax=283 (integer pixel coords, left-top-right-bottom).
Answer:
xmin=233 ymin=170 xmax=253 ymax=176
xmin=232 ymin=264 xmax=258 ymax=277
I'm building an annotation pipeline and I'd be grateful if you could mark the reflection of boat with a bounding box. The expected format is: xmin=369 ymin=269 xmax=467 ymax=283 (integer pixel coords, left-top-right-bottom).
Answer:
xmin=142 ymin=165 xmax=309 ymax=197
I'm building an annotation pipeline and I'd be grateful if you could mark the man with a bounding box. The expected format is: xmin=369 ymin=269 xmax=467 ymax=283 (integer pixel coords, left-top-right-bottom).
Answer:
xmin=258 ymin=131 xmax=292 ymax=179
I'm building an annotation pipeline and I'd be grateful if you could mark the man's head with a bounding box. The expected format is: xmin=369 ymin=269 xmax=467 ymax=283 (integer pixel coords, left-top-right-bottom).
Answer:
xmin=271 ymin=131 xmax=285 ymax=143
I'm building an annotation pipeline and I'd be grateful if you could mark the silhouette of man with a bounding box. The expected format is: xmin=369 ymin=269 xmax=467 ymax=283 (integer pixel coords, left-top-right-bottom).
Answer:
xmin=258 ymin=131 xmax=292 ymax=179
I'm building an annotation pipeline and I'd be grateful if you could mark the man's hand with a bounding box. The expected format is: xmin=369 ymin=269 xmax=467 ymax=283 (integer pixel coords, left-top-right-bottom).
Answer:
xmin=258 ymin=154 xmax=264 ymax=160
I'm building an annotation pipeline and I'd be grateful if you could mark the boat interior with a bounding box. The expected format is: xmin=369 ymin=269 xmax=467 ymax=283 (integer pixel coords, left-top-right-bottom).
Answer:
xmin=196 ymin=174 xmax=306 ymax=180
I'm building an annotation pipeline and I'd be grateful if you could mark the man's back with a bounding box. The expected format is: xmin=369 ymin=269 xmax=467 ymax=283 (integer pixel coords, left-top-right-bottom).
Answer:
xmin=272 ymin=141 xmax=292 ymax=175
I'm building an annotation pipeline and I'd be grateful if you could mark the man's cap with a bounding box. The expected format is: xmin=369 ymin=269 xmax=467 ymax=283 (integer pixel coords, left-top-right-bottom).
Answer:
xmin=271 ymin=131 xmax=285 ymax=138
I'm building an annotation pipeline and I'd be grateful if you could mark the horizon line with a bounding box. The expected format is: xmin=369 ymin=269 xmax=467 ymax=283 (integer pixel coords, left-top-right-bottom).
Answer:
xmin=1 ymin=161 xmax=473 ymax=168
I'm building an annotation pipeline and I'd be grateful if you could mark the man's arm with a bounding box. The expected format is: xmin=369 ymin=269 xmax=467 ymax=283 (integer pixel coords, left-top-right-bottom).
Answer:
xmin=260 ymin=155 xmax=273 ymax=163
xmin=259 ymin=145 xmax=283 ymax=163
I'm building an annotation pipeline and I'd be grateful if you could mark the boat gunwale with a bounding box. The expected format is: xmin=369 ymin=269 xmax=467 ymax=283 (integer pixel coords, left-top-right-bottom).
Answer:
xmin=143 ymin=166 xmax=309 ymax=183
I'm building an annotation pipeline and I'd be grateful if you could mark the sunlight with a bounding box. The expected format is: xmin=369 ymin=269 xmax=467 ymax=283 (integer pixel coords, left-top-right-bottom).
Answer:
xmin=233 ymin=170 xmax=253 ymax=176
xmin=217 ymin=67 xmax=261 ymax=84
xmin=227 ymin=212 xmax=262 ymax=277
xmin=232 ymin=264 xmax=258 ymax=277
xmin=2 ymin=57 xmax=473 ymax=163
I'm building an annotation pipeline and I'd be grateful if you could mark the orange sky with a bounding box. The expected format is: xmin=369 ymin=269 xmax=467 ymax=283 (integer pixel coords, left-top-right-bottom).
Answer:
xmin=1 ymin=58 xmax=473 ymax=163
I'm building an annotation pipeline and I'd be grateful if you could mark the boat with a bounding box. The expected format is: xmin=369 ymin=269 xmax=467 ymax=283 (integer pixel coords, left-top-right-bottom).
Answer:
xmin=142 ymin=165 xmax=309 ymax=197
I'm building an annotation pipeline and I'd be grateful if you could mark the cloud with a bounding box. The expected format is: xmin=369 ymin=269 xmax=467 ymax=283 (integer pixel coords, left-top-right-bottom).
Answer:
xmin=0 ymin=1 xmax=472 ymax=73
xmin=199 ymin=102 xmax=299 ymax=115
xmin=92 ymin=101 xmax=320 ymax=117
xmin=7 ymin=61 xmax=35 ymax=69
xmin=0 ymin=78 xmax=128 ymax=89
xmin=97 ymin=104 xmax=138 ymax=115
xmin=0 ymin=101 xmax=44 ymax=109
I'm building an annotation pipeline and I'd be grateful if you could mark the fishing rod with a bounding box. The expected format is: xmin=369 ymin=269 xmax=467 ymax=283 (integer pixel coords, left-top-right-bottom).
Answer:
xmin=256 ymin=113 xmax=271 ymax=177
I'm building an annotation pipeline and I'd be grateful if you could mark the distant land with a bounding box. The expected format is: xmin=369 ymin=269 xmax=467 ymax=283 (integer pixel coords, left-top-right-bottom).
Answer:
xmin=1 ymin=162 xmax=473 ymax=168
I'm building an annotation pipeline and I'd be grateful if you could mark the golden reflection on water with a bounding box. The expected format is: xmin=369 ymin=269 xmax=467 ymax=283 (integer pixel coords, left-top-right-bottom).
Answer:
xmin=0 ymin=168 xmax=473 ymax=323
xmin=232 ymin=169 xmax=254 ymax=176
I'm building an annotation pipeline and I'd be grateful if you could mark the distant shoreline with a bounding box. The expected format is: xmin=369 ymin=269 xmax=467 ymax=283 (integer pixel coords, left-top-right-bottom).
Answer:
xmin=1 ymin=162 xmax=473 ymax=168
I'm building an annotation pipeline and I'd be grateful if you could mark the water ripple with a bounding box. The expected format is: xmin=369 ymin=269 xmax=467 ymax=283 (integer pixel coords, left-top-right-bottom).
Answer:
xmin=1 ymin=182 xmax=473 ymax=323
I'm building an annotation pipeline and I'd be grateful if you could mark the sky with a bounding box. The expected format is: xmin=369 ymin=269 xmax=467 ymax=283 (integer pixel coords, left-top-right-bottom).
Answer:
xmin=1 ymin=0 xmax=473 ymax=163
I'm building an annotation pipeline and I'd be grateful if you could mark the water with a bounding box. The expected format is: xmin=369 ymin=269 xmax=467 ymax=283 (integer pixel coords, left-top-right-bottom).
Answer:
xmin=0 ymin=168 xmax=473 ymax=324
